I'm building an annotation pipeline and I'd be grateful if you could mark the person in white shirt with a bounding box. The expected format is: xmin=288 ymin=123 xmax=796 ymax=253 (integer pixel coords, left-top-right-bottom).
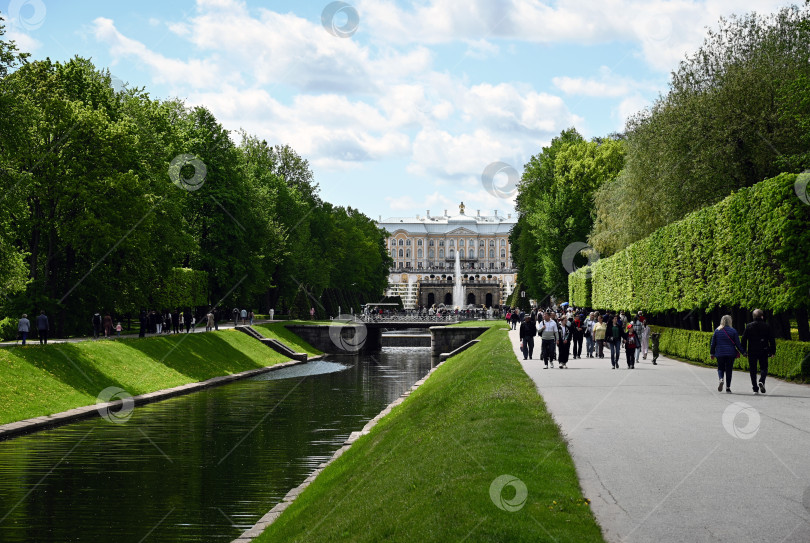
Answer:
xmin=585 ymin=312 xmax=596 ymax=358
xmin=536 ymin=311 xmax=560 ymax=369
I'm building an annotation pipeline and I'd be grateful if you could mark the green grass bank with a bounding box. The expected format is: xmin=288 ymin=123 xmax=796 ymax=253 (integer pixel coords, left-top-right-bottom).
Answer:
xmin=255 ymin=323 xmax=604 ymax=543
xmin=0 ymin=325 xmax=318 ymax=425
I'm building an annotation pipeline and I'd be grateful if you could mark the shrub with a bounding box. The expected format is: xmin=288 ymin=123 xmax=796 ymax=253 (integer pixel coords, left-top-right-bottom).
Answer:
xmin=0 ymin=317 xmax=17 ymax=341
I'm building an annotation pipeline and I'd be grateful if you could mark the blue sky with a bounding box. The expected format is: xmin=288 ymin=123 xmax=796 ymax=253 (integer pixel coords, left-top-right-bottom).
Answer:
xmin=2 ymin=0 xmax=796 ymax=220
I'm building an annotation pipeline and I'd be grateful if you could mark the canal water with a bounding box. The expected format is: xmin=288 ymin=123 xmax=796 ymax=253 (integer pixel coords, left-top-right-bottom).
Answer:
xmin=0 ymin=348 xmax=432 ymax=542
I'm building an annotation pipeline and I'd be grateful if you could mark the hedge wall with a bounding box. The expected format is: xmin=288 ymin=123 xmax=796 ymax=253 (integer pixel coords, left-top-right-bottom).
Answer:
xmin=583 ymin=173 xmax=810 ymax=314
xmin=568 ymin=267 xmax=591 ymax=308
xmin=652 ymin=326 xmax=810 ymax=380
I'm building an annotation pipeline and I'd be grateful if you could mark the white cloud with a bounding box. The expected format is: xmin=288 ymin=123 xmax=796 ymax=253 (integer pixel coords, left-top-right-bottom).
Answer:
xmin=615 ymin=93 xmax=652 ymax=131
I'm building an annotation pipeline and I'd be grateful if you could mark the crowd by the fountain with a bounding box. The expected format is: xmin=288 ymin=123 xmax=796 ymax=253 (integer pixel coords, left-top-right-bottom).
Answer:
xmin=508 ymin=304 xmax=659 ymax=370
xmin=359 ymin=304 xmax=504 ymax=321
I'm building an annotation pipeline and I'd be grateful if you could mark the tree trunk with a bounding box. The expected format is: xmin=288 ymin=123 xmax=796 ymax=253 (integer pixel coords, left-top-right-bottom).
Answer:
xmin=795 ymin=307 xmax=810 ymax=342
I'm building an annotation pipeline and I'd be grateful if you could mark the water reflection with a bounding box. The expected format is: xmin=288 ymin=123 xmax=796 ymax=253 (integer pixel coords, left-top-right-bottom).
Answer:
xmin=0 ymin=348 xmax=432 ymax=542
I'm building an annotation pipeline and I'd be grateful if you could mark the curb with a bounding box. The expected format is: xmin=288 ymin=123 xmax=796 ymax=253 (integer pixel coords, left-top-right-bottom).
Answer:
xmin=231 ymin=353 xmax=454 ymax=542
xmin=0 ymin=356 xmax=322 ymax=441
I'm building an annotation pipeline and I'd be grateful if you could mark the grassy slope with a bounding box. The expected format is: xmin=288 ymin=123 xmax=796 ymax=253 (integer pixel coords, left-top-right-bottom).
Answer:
xmin=256 ymin=324 xmax=604 ymax=543
xmin=252 ymin=321 xmax=324 ymax=356
xmin=0 ymin=328 xmax=313 ymax=425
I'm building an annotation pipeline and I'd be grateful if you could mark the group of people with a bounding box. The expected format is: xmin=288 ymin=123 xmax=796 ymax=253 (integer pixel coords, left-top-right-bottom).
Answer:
xmin=514 ymin=307 xmax=660 ymax=370
xmin=511 ymin=304 xmax=778 ymax=396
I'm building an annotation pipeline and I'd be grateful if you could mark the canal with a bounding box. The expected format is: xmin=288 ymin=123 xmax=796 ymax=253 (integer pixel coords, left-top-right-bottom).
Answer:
xmin=0 ymin=347 xmax=432 ymax=542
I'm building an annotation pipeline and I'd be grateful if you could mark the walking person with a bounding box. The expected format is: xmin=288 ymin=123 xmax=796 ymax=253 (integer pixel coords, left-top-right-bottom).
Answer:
xmin=584 ymin=312 xmax=596 ymax=358
xmin=641 ymin=318 xmax=651 ymax=360
xmin=233 ymin=307 xmax=239 ymax=326
xmin=184 ymin=309 xmax=193 ymax=333
xmin=624 ymin=328 xmax=639 ymax=369
xmin=572 ymin=314 xmax=584 ymax=359
xmin=593 ymin=314 xmax=607 ymax=359
xmin=632 ymin=314 xmax=644 ymax=364
xmin=18 ymin=314 xmax=31 ymax=346
xmin=741 ymin=309 xmax=776 ymax=394
xmin=92 ymin=312 xmax=102 ymax=339
xmin=510 ymin=309 xmax=519 ymax=330
xmin=710 ymin=315 xmax=747 ymax=393
xmin=155 ymin=312 xmax=162 ymax=335
xmin=115 ymin=322 xmax=122 ymax=339
xmin=173 ymin=309 xmax=180 ymax=334
xmin=519 ymin=316 xmax=535 ymax=360
xmin=206 ymin=309 xmax=214 ymax=332
xmin=650 ymin=329 xmax=661 ymax=365
xmin=558 ymin=316 xmax=574 ymax=368
xmin=103 ymin=313 xmax=113 ymax=338
xmin=536 ymin=311 xmax=560 ymax=369
xmin=36 ymin=310 xmax=49 ymax=345
xmin=249 ymin=310 xmax=255 ymax=326
xmin=605 ymin=315 xmax=624 ymax=369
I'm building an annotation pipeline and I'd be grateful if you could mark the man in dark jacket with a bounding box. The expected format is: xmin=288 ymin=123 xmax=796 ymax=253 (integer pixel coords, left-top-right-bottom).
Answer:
xmin=36 ymin=310 xmax=49 ymax=344
xmin=519 ymin=316 xmax=535 ymax=360
xmin=741 ymin=309 xmax=776 ymax=394
xmin=92 ymin=312 xmax=102 ymax=339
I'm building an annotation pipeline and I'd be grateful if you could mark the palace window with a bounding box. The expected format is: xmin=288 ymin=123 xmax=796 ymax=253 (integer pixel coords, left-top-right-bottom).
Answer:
xmin=500 ymin=239 xmax=505 ymax=246
xmin=399 ymin=249 xmax=404 ymax=257
xmin=429 ymin=249 xmax=435 ymax=258
xmin=479 ymin=249 xmax=484 ymax=258
xmin=417 ymin=239 xmax=423 ymax=246
xmin=406 ymin=239 xmax=411 ymax=246
xmin=459 ymin=239 xmax=464 ymax=246
xmin=439 ymin=249 xmax=444 ymax=258
xmin=449 ymin=249 xmax=455 ymax=258
xmin=489 ymin=249 xmax=495 ymax=258
xmin=406 ymin=249 xmax=411 ymax=258
xmin=429 ymin=240 xmax=435 ymax=247
xmin=391 ymin=249 xmax=396 ymax=258
xmin=501 ymin=250 xmax=506 ymax=258
xmin=399 ymin=239 xmax=404 ymax=246
xmin=469 ymin=249 xmax=475 ymax=259
xmin=449 ymin=239 xmax=454 ymax=247
xmin=489 ymin=240 xmax=494 ymax=247
xmin=439 ymin=240 xmax=444 ymax=247
xmin=417 ymin=249 xmax=423 ymax=258
xmin=479 ymin=240 xmax=484 ymax=246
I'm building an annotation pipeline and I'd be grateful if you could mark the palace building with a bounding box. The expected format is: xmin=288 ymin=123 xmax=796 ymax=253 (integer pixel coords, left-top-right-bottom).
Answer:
xmin=377 ymin=203 xmax=517 ymax=309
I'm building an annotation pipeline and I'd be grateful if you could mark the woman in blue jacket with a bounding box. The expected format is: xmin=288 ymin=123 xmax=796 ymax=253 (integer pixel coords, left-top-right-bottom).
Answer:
xmin=710 ymin=315 xmax=747 ymax=393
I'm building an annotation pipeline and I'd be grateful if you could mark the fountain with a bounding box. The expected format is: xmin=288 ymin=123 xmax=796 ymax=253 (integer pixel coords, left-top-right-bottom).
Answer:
xmin=453 ymin=250 xmax=465 ymax=307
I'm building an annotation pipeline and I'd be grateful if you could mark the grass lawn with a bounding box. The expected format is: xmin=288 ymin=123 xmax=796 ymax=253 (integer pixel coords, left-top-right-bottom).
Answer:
xmin=255 ymin=323 xmax=605 ymax=543
xmin=252 ymin=321 xmax=324 ymax=356
xmin=0 ymin=326 xmax=316 ymax=425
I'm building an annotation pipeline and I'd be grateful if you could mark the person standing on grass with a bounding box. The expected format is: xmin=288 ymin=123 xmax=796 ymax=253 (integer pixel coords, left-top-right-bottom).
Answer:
xmin=519 ymin=316 xmax=535 ymax=360
xmin=605 ymin=315 xmax=624 ymax=369
xmin=36 ymin=310 xmax=49 ymax=345
xmin=711 ymin=315 xmax=747 ymax=393
xmin=18 ymin=314 xmax=30 ymax=345
xmin=741 ymin=309 xmax=776 ymax=394
xmin=537 ymin=311 xmax=560 ymax=369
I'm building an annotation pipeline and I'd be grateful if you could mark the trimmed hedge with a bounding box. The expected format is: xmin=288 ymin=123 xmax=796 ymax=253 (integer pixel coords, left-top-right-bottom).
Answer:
xmin=583 ymin=173 xmax=810 ymax=314
xmin=653 ymin=325 xmax=810 ymax=380
xmin=568 ymin=267 xmax=592 ymax=308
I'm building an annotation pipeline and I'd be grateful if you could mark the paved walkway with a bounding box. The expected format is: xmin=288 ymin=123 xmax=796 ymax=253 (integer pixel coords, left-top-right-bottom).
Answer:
xmin=509 ymin=329 xmax=810 ymax=543
xmin=0 ymin=320 xmax=275 ymax=347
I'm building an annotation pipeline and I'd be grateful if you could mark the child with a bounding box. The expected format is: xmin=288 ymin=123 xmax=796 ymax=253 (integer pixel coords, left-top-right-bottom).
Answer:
xmin=650 ymin=331 xmax=661 ymax=365
xmin=115 ymin=322 xmax=122 ymax=339
xmin=624 ymin=329 xmax=638 ymax=369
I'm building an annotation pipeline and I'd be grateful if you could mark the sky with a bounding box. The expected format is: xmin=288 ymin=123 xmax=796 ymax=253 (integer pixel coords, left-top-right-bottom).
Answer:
xmin=1 ymin=0 xmax=797 ymax=221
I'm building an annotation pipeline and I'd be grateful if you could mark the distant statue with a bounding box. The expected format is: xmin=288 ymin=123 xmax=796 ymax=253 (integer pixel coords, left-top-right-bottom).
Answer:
xmin=459 ymin=202 xmax=465 ymax=214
